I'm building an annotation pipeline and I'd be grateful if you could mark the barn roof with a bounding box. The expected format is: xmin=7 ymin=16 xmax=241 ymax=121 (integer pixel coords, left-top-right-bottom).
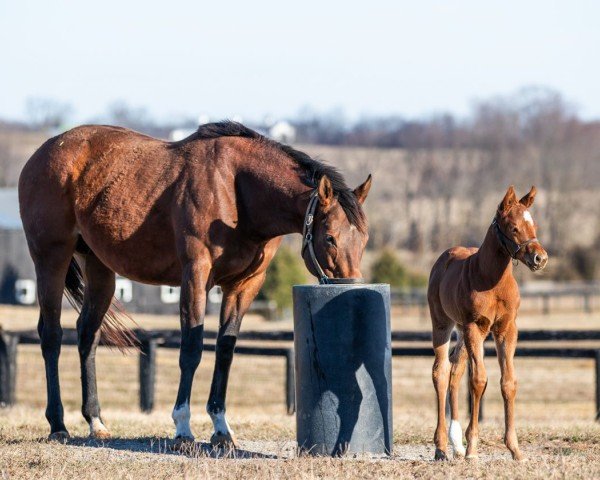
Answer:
xmin=0 ymin=188 xmax=22 ymax=230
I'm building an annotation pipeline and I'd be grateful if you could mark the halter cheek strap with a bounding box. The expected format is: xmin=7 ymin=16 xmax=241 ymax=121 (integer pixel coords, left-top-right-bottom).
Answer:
xmin=492 ymin=217 xmax=539 ymax=260
xmin=301 ymin=191 xmax=363 ymax=285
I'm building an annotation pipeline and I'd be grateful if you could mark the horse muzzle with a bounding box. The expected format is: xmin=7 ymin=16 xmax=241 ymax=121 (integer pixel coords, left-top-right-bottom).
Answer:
xmin=525 ymin=250 xmax=548 ymax=272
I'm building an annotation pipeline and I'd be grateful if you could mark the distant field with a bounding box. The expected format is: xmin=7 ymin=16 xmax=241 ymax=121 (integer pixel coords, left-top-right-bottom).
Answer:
xmin=2 ymin=301 xmax=600 ymax=331
xmin=1 ymin=305 xmax=599 ymax=478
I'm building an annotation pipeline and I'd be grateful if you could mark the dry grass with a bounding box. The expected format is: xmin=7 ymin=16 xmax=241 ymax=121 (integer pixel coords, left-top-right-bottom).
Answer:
xmin=1 ymin=305 xmax=599 ymax=478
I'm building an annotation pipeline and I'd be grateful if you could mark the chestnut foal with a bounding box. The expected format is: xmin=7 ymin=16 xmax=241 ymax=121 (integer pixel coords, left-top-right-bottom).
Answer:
xmin=428 ymin=186 xmax=548 ymax=461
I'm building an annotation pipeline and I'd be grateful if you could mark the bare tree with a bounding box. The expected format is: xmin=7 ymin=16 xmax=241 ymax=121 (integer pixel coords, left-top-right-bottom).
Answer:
xmin=26 ymin=97 xmax=72 ymax=129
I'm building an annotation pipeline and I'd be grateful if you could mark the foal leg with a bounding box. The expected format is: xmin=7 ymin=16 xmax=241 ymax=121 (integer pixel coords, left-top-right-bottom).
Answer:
xmin=494 ymin=321 xmax=523 ymax=460
xmin=34 ymin=244 xmax=74 ymax=440
xmin=172 ymin=257 xmax=210 ymax=444
xmin=464 ymin=323 xmax=488 ymax=460
xmin=77 ymin=253 xmax=115 ymax=439
xmin=448 ymin=331 xmax=468 ymax=458
xmin=431 ymin=307 xmax=454 ymax=461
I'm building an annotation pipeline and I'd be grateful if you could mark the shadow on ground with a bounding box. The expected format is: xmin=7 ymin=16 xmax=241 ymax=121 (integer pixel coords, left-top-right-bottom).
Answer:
xmin=59 ymin=436 xmax=278 ymax=459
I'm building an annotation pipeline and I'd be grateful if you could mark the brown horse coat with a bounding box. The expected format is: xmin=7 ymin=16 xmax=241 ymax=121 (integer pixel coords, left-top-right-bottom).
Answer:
xmin=19 ymin=121 xmax=371 ymax=443
xmin=427 ymin=186 xmax=548 ymax=461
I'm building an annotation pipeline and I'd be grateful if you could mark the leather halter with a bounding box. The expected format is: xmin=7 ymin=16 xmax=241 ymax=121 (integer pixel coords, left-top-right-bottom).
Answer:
xmin=492 ymin=216 xmax=539 ymax=260
xmin=301 ymin=191 xmax=364 ymax=285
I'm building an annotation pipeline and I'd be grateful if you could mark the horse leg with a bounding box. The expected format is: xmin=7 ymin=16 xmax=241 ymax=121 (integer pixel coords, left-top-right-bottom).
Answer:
xmin=34 ymin=243 xmax=74 ymax=440
xmin=77 ymin=253 xmax=114 ymax=439
xmin=172 ymin=257 xmax=210 ymax=444
xmin=464 ymin=323 xmax=488 ymax=460
xmin=494 ymin=321 xmax=523 ymax=460
xmin=207 ymin=238 xmax=281 ymax=448
xmin=430 ymin=306 xmax=454 ymax=461
xmin=448 ymin=331 xmax=467 ymax=458
xmin=206 ymin=273 xmax=267 ymax=447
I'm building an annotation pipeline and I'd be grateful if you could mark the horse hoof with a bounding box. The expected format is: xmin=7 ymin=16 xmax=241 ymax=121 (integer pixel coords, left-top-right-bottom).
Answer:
xmin=210 ymin=431 xmax=238 ymax=449
xmin=48 ymin=431 xmax=70 ymax=442
xmin=172 ymin=435 xmax=195 ymax=449
xmin=453 ymin=447 xmax=466 ymax=458
xmin=90 ymin=429 xmax=111 ymax=440
xmin=434 ymin=448 xmax=448 ymax=461
xmin=465 ymin=454 xmax=479 ymax=462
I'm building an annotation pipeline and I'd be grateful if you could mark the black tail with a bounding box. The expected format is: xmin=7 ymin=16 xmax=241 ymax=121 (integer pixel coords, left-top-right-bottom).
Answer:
xmin=64 ymin=258 xmax=139 ymax=352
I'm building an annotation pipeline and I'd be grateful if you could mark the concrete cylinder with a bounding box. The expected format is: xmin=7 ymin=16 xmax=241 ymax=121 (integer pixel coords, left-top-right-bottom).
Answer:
xmin=293 ymin=283 xmax=392 ymax=456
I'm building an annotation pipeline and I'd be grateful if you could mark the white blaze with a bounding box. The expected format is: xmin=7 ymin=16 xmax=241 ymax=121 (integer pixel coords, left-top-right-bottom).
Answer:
xmin=449 ymin=420 xmax=466 ymax=457
xmin=523 ymin=210 xmax=534 ymax=225
xmin=172 ymin=402 xmax=193 ymax=439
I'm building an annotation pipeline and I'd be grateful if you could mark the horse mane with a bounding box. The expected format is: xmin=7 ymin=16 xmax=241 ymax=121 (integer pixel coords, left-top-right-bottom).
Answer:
xmin=194 ymin=121 xmax=367 ymax=233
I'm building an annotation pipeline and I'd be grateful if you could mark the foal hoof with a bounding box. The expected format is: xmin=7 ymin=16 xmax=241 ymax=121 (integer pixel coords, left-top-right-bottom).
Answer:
xmin=48 ymin=431 xmax=70 ymax=443
xmin=210 ymin=431 xmax=238 ymax=450
xmin=434 ymin=448 xmax=449 ymax=461
xmin=452 ymin=446 xmax=466 ymax=458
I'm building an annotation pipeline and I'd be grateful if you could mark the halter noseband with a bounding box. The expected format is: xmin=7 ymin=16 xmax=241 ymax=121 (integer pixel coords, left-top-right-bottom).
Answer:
xmin=492 ymin=216 xmax=538 ymax=260
xmin=301 ymin=191 xmax=364 ymax=285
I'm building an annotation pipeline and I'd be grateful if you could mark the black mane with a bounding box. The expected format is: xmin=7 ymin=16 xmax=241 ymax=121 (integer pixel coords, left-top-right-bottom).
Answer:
xmin=195 ymin=121 xmax=366 ymax=232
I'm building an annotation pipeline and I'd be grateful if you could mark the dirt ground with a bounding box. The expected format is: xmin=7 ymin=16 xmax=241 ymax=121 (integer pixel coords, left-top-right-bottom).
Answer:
xmin=0 ymin=305 xmax=599 ymax=478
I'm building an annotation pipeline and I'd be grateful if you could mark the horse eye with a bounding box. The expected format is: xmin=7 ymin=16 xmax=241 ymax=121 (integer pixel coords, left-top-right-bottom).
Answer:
xmin=512 ymin=227 xmax=519 ymax=234
xmin=325 ymin=235 xmax=335 ymax=245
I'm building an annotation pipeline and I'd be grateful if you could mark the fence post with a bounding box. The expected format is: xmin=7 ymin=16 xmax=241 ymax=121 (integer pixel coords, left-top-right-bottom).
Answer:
xmin=286 ymin=348 xmax=295 ymax=415
xmin=0 ymin=332 xmax=18 ymax=407
xmin=542 ymin=294 xmax=550 ymax=315
xmin=595 ymin=350 xmax=600 ymax=422
xmin=466 ymin=362 xmax=484 ymax=422
xmin=139 ymin=338 xmax=158 ymax=413
xmin=584 ymin=294 xmax=592 ymax=314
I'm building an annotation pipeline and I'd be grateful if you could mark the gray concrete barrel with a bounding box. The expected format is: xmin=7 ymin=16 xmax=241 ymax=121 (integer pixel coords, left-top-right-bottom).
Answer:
xmin=293 ymin=283 xmax=392 ymax=456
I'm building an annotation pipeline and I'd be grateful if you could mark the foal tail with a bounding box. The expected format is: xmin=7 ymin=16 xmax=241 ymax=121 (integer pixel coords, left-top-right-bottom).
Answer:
xmin=64 ymin=258 xmax=139 ymax=352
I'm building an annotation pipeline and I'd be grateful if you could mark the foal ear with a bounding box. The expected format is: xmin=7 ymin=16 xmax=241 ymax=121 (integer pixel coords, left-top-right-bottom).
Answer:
xmin=519 ymin=185 xmax=537 ymax=208
xmin=499 ymin=185 xmax=517 ymax=212
xmin=353 ymin=174 xmax=372 ymax=204
xmin=318 ymin=175 xmax=334 ymax=209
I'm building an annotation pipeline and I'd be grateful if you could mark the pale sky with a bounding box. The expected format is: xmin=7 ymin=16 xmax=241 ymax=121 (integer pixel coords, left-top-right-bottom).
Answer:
xmin=0 ymin=0 xmax=598 ymax=123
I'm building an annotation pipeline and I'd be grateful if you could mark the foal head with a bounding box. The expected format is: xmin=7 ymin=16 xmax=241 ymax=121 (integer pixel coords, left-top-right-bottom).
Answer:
xmin=302 ymin=175 xmax=372 ymax=280
xmin=496 ymin=185 xmax=548 ymax=271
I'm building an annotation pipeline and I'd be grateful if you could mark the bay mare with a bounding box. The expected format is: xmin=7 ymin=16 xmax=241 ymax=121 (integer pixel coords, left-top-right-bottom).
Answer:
xmin=427 ymin=186 xmax=548 ymax=461
xmin=18 ymin=121 xmax=372 ymax=445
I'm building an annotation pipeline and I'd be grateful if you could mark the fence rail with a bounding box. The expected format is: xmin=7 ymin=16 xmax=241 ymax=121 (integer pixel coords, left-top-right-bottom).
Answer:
xmin=1 ymin=328 xmax=599 ymax=421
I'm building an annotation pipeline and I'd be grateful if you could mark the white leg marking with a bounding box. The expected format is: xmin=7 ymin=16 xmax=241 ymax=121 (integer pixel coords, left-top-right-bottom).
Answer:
xmin=172 ymin=402 xmax=194 ymax=439
xmin=209 ymin=410 xmax=234 ymax=436
xmin=89 ymin=417 xmax=109 ymax=436
xmin=523 ymin=210 xmax=534 ymax=225
xmin=449 ymin=420 xmax=466 ymax=457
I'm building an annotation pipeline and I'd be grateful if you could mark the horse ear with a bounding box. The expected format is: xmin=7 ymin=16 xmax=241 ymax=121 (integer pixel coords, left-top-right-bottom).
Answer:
xmin=318 ymin=175 xmax=334 ymax=209
xmin=499 ymin=185 xmax=517 ymax=212
xmin=353 ymin=174 xmax=372 ymax=204
xmin=519 ymin=185 xmax=537 ymax=208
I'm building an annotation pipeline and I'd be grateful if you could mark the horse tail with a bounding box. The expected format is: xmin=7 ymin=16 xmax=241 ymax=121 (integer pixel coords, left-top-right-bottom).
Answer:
xmin=64 ymin=258 xmax=139 ymax=352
